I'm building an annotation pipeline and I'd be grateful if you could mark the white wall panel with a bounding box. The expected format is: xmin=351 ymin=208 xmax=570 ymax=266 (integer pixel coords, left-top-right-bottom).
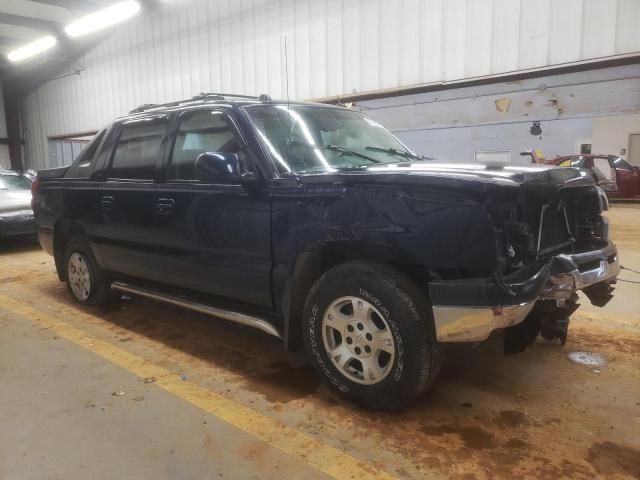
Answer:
xmin=399 ymin=0 xmax=421 ymax=86
xmin=582 ymin=0 xmax=617 ymax=59
xmin=617 ymin=0 xmax=640 ymax=53
xmin=20 ymin=0 xmax=640 ymax=169
xmin=422 ymin=0 xmax=443 ymax=82
xmin=465 ymin=0 xmax=493 ymax=78
xmin=549 ymin=0 xmax=583 ymax=64
xmin=491 ymin=0 xmax=520 ymax=74
xmin=519 ymin=0 xmax=551 ymax=69
xmin=442 ymin=0 xmax=466 ymax=80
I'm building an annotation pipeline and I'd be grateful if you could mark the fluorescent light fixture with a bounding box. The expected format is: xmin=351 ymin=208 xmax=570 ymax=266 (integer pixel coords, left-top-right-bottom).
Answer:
xmin=7 ymin=36 xmax=57 ymax=62
xmin=65 ymin=1 xmax=141 ymax=38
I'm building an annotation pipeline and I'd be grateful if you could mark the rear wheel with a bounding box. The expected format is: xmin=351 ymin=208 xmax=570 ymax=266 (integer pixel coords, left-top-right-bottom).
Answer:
xmin=302 ymin=261 xmax=443 ymax=411
xmin=63 ymin=237 xmax=112 ymax=306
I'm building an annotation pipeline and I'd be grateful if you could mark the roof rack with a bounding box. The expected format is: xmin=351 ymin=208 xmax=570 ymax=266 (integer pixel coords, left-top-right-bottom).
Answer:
xmin=128 ymin=92 xmax=272 ymax=114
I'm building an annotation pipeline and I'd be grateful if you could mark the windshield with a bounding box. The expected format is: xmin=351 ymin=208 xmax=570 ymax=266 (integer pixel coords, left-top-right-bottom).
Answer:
xmin=0 ymin=173 xmax=31 ymax=190
xmin=244 ymin=105 xmax=418 ymax=174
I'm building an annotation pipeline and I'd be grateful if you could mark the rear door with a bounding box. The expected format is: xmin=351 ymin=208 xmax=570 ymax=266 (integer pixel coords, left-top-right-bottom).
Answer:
xmin=591 ymin=156 xmax=617 ymax=193
xmin=612 ymin=156 xmax=640 ymax=197
xmin=94 ymin=114 xmax=170 ymax=279
xmin=152 ymin=107 xmax=272 ymax=308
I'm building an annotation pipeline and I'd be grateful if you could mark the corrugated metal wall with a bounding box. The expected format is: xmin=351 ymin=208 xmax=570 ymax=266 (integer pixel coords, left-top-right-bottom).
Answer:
xmin=21 ymin=0 xmax=640 ymax=169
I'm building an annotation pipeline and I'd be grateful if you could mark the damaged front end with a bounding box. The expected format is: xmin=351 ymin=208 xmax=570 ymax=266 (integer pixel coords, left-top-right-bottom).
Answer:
xmin=428 ymin=170 xmax=619 ymax=353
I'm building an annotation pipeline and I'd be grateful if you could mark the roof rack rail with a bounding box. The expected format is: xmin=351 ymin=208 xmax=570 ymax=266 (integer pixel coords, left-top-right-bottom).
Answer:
xmin=129 ymin=103 xmax=158 ymax=113
xmin=128 ymin=92 xmax=272 ymax=114
xmin=193 ymin=92 xmax=272 ymax=101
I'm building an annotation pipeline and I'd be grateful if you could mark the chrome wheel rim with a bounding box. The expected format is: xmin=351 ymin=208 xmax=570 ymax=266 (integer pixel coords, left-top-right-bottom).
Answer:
xmin=321 ymin=296 xmax=396 ymax=385
xmin=68 ymin=253 xmax=92 ymax=301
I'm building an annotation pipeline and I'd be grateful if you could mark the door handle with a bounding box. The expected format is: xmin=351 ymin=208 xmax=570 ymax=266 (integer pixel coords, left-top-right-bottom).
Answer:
xmin=156 ymin=197 xmax=175 ymax=215
xmin=100 ymin=195 xmax=114 ymax=212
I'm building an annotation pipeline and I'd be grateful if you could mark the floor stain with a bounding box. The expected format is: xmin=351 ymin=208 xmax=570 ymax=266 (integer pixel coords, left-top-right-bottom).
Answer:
xmin=421 ymin=424 xmax=496 ymax=450
xmin=494 ymin=410 xmax=528 ymax=428
xmin=245 ymin=365 xmax=320 ymax=403
xmin=587 ymin=441 xmax=640 ymax=478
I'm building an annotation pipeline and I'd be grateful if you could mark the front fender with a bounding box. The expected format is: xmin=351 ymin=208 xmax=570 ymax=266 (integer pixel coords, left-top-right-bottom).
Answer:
xmin=271 ymin=183 xmax=499 ymax=349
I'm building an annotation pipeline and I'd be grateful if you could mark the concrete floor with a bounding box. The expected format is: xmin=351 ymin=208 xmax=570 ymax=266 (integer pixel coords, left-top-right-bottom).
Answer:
xmin=1 ymin=205 xmax=639 ymax=480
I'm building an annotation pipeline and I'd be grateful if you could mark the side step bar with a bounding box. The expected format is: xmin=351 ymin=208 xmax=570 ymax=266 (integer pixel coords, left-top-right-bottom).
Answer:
xmin=111 ymin=281 xmax=282 ymax=340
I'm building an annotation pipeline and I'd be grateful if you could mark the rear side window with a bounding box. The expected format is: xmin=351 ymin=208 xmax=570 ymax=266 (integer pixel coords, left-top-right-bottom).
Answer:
xmin=65 ymin=129 xmax=107 ymax=178
xmin=168 ymin=110 xmax=244 ymax=180
xmin=76 ymin=130 xmax=106 ymax=168
xmin=110 ymin=119 xmax=167 ymax=180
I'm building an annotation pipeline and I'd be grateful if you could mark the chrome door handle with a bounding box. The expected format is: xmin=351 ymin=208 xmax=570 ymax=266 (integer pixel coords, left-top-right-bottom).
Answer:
xmin=156 ymin=197 xmax=175 ymax=215
xmin=100 ymin=195 xmax=114 ymax=211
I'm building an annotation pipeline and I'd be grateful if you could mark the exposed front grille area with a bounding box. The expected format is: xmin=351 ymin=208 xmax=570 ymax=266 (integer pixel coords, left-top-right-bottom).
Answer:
xmin=537 ymin=204 xmax=572 ymax=256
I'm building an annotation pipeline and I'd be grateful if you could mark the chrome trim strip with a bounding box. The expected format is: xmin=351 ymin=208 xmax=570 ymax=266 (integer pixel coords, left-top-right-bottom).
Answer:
xmin=111 ymin=281 xmax=282 ymax=340
xmin=432 ymin=302 xmax=535 ymax=343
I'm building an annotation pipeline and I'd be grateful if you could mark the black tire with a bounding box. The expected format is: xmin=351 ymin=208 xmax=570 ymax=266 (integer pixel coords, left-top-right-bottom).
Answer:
xmin=63 ymin=236 xmax=112 ymax=306
xmin=302 ymin=261 xmax=443 ymax=411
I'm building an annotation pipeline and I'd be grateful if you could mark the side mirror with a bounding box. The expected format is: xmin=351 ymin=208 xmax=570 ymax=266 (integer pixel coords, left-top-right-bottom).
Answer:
xmin=195 ymin=152 xmax=255 ymax=183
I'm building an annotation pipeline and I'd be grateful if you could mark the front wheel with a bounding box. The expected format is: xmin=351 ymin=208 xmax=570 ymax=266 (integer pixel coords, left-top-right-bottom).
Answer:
xmin=302 ymin=261 xmax=443 ymax=411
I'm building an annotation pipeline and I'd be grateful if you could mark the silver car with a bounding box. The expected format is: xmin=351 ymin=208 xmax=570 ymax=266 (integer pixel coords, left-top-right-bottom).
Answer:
xmin=0 ymin=170 xmax=37 ymax=238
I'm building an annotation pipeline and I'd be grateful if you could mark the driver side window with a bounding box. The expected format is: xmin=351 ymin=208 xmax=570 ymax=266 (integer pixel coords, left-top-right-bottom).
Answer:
xmin=168 ymin=110 xmax=245 ymax=180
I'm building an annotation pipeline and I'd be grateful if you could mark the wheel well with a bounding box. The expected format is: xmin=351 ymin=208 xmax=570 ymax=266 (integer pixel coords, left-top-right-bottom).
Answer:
xmin=284 ymin=241 xmax=430 ymax=351
xmin=53 ymin=220 xmax=87 ymax=281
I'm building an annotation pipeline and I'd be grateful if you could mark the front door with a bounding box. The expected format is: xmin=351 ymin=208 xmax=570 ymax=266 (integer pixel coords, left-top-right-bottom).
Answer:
xmin=152 ymin=108 xmax=272 ymax=309
xmin=94 ymin=114 xmax=169 ymax=279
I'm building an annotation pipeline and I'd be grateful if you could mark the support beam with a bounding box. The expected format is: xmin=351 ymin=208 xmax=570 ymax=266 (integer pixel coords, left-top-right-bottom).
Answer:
xmin=27 ymin=0 xmax=104 ymax=15
xmin=3 ymin=83 xmax=25 ymax=171
xmin=0 ymin=13 xmax=60 ymax=34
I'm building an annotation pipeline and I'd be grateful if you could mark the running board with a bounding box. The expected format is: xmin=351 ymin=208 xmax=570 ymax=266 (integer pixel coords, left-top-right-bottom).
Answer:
xmin=111 ymin=281 xmax=282 ymax=340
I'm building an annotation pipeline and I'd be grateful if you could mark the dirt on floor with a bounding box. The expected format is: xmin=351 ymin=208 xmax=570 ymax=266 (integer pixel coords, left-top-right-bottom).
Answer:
xmin=1 ymin=204 xmax=639 ymax=480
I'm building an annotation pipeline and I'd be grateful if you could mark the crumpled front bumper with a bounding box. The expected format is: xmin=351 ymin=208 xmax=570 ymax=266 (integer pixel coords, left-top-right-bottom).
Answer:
xmin=429 ymin=241 xmax=619 ymax=342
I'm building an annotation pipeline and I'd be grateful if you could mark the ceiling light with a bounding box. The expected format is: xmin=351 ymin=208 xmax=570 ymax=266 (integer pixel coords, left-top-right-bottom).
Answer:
xmin=7 ymin=36 xmax=57 ymax=62
xmin=65 ymin=1 xmax=141 ymax=38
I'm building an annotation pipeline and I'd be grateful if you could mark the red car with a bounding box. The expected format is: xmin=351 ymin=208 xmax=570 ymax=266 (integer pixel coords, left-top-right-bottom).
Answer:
xmin=547 ymin=155 xmax=640 ymax=199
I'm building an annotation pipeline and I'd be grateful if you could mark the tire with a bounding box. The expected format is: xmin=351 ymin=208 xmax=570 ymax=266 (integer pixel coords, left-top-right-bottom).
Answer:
xmin=63 ymin=236 xmax=112 ymax=306
xmin=302 ymin=261 xmax=443 ymax=411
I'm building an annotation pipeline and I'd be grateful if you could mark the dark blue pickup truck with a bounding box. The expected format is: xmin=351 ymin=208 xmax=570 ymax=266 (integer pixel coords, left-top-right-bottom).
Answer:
xmin=33 ymin=93 xmax=619 ymax=410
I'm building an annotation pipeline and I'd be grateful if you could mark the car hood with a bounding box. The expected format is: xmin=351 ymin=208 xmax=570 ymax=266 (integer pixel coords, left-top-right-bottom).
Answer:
xmin=0 ymin=189 xmax=32 ymax=213
xmin=297 ymin=162 xmax=595 ymax=193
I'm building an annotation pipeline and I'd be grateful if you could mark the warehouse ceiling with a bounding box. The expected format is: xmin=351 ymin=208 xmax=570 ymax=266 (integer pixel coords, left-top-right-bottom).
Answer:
xmin=0 ymin=0 xmax=157 ymax=95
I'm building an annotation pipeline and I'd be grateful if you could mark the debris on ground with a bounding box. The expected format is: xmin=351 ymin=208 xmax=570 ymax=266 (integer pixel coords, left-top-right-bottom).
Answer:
xmin=567 ymin=351 xmax=607 ymax=367
xmin=132 ymin=396 xmax=144 ymax=402
xmin=111 ymin=390 xmax=126 ymax=397
xmin=143 ymin=377 xmax=156 ymax=384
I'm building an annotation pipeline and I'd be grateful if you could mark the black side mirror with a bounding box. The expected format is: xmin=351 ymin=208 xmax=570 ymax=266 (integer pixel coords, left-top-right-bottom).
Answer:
xmin=195 ymin=152 xmax=255 ymax=183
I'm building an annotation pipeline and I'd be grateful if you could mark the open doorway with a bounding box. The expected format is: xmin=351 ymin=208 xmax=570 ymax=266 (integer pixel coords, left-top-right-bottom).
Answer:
xmin=629 ymin=133 xmax=640 ymax=167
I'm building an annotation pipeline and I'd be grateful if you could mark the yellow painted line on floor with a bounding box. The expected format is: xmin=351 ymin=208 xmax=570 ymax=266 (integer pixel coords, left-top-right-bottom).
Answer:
xmin=0 ymin=293 xmax=395 ymax=480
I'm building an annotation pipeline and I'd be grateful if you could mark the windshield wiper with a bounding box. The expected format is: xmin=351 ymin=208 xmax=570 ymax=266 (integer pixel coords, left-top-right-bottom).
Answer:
xmin=323 ymin=144 xmax=382 ymax=164
xmin=288 ymin=141 xmax=382 ymax=164
xmin=365 ymin=146 xmax=426 ymax=161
